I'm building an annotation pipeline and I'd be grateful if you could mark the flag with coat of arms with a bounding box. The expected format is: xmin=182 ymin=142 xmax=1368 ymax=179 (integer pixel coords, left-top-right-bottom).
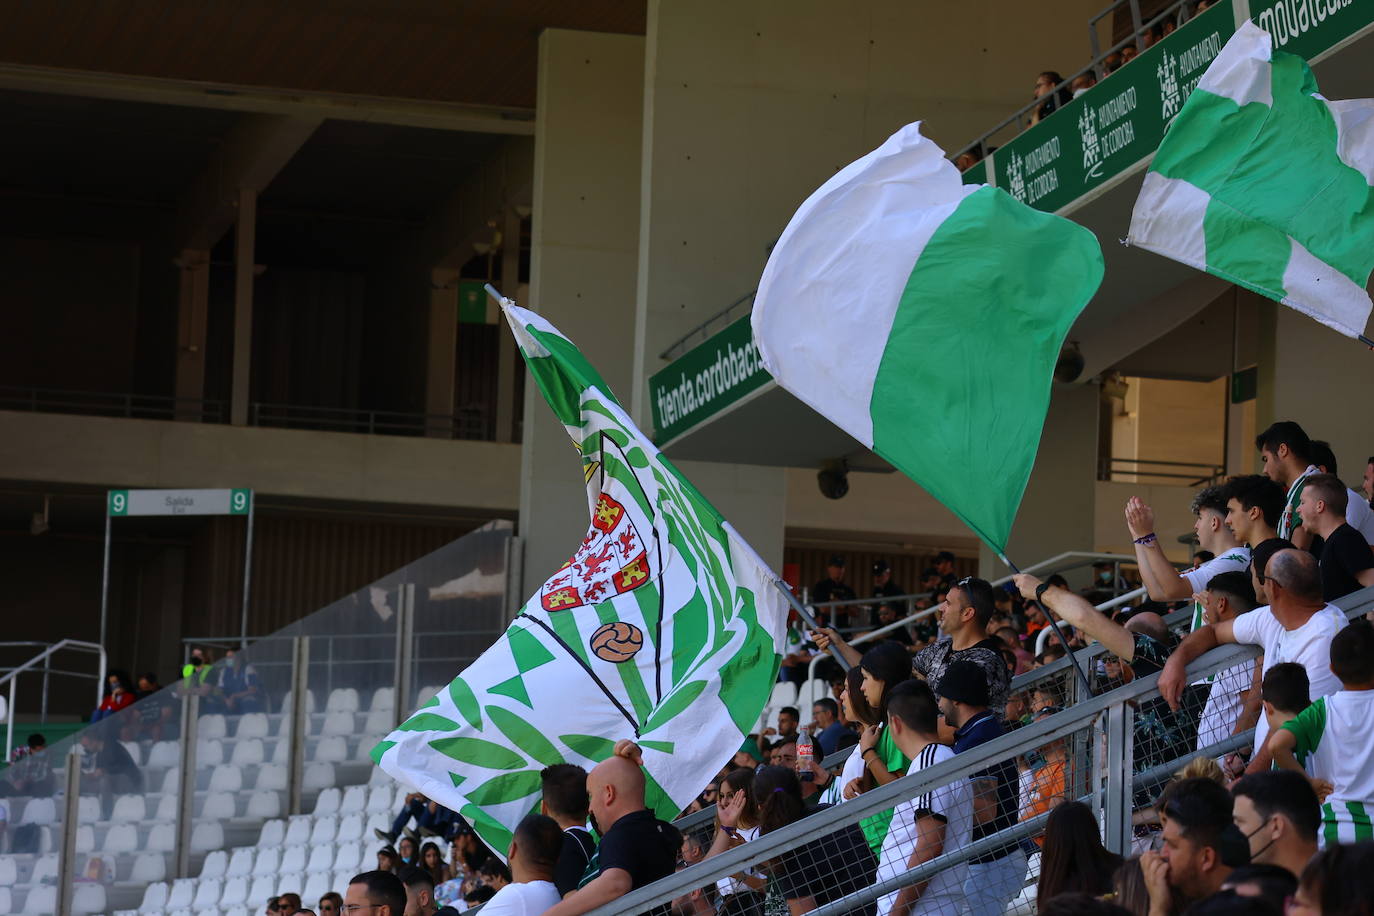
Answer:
xmin=373 ymin=296 xmax=789 ymax=857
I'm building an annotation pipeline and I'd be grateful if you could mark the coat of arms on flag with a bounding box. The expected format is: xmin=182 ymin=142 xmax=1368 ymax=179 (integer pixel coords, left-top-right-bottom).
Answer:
xmin=373 ymin=297 xmax=789 ymax=858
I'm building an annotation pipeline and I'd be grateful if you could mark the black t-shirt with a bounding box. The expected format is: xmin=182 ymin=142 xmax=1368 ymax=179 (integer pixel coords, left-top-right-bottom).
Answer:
xmin=555 ymin=826 xmax=596 ymax=896
xmin=1319 ymin=523 xmax=1374 ymax=601
xmin=811 ymin=578 xmax=857 ymax=605
xmin=97 ymin=740 xmax=139 ymax=777
xmin=770 ymin=815 xmax=877 ymax=916
xmin=913 ymin=638 xmax=1011 ymax=715
xmin=580 ymin=809 xmax=680 ymax=892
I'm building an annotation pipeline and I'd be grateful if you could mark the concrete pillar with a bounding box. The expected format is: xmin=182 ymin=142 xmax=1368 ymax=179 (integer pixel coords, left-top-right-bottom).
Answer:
xmin=230 ymin=188 xmax=257 ymax=427
xmin=520 ymin=29 xmax=646 ymax=593
xmin=174 ymin=249 xmax=210 ymax=420
xmin=425 ymin=268 xmax=460 ymax=438
xmin=980 ymin=384 xmax=1099 ymax=580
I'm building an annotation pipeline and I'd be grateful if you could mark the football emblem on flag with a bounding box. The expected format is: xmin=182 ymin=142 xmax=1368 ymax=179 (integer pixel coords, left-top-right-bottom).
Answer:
xmin=590 ymin=621 xmax=644 ymax=663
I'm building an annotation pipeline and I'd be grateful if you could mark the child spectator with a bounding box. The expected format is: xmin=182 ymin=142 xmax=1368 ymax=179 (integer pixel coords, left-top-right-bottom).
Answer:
xmin=1260 ymin=663 xmax=1310 ymax=743
xmin=1271 ymin=621 xmax=1374 ymax=844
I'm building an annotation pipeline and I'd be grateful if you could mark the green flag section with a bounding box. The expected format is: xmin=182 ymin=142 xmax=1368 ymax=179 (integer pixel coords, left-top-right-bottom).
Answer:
xmin=374 ymin=301 xmax=788 ymax=858
xmin=1129 ymin=22 xmax=1374 ymax=341
xmin=751 ymin=123 xmax=1104 ymax=554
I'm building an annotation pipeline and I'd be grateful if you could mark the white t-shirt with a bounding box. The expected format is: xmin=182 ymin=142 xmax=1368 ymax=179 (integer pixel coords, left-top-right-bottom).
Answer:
xmin=1231 ymin=603 xmax=1347 ymax=754
xmin=1183 ymin=547 xmax=1253 ymax=601
xmin=1283 ymin=689 xmax=1374 ymax=845
xmin=715 ymin=824 xmax=763 ymax=897
xmin=476 ymin=880 xmax=562 ymax=916
xmin=820 ymin=745 xmax=866 ymax=807
xmin=876 ymin=743 xmax=972 ymax=916
xmin=1344 ymin=489 xmax=1374 ymax=545
xmin=1195 ymin=660 xmax=1253 ymax=753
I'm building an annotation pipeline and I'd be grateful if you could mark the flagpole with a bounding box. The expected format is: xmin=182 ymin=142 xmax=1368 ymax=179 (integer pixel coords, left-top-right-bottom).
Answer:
xmin=997 ymin=553 xmax=1093 ymax=699
xmin=772 ymin=580 xmax=853 ymax=673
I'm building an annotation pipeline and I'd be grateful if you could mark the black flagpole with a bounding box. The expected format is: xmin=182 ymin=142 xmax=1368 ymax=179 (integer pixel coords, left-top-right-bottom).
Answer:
xmin=998 ymin=551 xmax=1094 ymax=699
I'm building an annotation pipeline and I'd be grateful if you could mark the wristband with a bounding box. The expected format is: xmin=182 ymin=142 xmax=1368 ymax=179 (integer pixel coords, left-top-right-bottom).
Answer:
xmin=721 ymin=825 xmax=738 ymax=837
xmin=1133 ymin=533 xmax=1157 ymax=546
xmin=1035 ymin=582 xmax=1052 ymax=603
xmin=862 ymin=747 xmax=876 ymax=758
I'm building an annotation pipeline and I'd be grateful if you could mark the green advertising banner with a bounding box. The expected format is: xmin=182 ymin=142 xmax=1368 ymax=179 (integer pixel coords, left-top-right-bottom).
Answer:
xmin=649 ymin=315 xmax=772 ymax=444
xmin=961 ymin=159 xmax=988 ymax=186
xmin=993 ymin=0 xmax=1236 ymax=212
xmin=1252 ymin=0 xmax=1374 ymax=63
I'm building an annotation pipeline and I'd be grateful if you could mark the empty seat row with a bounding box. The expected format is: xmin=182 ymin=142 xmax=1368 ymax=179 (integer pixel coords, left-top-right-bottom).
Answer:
xmin=310 ymin=782 xmax=406 ymax=818
xmin=142 ymin=869 xmax=347 ymax=915
xmin=255 ymin=811 xmax=391 ymax=849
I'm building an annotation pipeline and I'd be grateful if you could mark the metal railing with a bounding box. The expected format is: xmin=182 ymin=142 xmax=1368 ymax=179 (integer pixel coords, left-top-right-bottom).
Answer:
xmin=597 ymin=585 xmax=1374 ymax=916
xmin=1098 ymin=456 xmax=1227 ymax=485
xmin=0 ymin=641 xmax=106 ymax=760
xmin=659 ymin=290 xmax=759 ymax=362
xmin=0 ymin=386 xmax=225 ymax=422
xmin=249 ymin=402 xmax=493 ymax=439
xmin=952 ymin=0 xmax=1198 ymax=165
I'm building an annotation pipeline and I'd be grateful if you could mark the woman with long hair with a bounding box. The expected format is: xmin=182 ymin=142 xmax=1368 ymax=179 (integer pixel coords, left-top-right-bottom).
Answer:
xmin=703 ymin=767 xmax=766 ymax=916
xmin=739 ymin=766 xmax=876 ymax=916
xmin=420 ymin=840 xmax=451 ymax=885
xmin=853 ymin=641 xmax=913 ymax=793
xmin=819 ymin=667 xmax=880 ymax=806
xmin=1035 ymin=802 xmax=1124 ymax=912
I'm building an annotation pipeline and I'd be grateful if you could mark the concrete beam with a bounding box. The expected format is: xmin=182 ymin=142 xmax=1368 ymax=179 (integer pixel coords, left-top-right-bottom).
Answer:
xmin=0 ymin=62 xmax=535 ymax=136
xmin=176 ymin=113 xmax=320 ymax=251
xmin=416 ymin=136 xmax=534 ymax=271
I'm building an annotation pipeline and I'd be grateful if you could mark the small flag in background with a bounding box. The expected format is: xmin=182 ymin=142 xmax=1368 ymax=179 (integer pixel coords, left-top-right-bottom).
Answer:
xmin=374 ymin=302 xmax=788 ymax=858
xmin=1130 ymin=22 xmax=1374 ymax=341
xmin=751 ymin=123 xmax=1104 ymax=554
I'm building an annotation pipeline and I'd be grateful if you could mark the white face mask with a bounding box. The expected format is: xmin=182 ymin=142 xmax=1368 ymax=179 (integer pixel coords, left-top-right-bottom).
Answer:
xmin=1073 ymin=87 xmax=1090 ymax=98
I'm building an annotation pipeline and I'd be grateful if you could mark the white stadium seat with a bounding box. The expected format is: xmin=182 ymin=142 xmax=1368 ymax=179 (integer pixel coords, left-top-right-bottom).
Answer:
xmin=335 ymin=813 xmax=364 ymax=844
xmin=72 ymin=882 xmax=105 ymax=915
xmin=366 ymin=785 xmax=394 ymax=814
xmin=271 ymin=737 xmax=291 ymax=764
xmin=281 ymin=689 xmax=318 ymax=717
xmin=198 ymin=714 xmax=228 ymax=739
xmin=310 ymin=815 xmax=338 ymax=845
xmin=305 ymin=844 xmax=334 ymax=874
xmin=192 ymin=878 xmax=222 ymax=910
xmin=326 ymin=688 xmax=360 ymax=714
xmin=768 ymin=681 xmax=798 ymax=708
xmin=110 ymin=793 xmax=146 ymax=823
xmin=414 ymin=685 xmax=443 ymax=706
xmin=195 ymin=738 xmax=224 ymax=767
xmin=20 ymin=798 xmax=56 ymax=826
xmin=131 ymin=852 xmax=166 ymax=884
xmin=332 ymin=839 xmax=363 ymax=874
xmin=225 ymin=847 xmax=254 ymax=878
xmin=208 ymin=764 xmax=243 ymax=793
xmin=102 ymin=823 xmax=138 ymax=854
xmin=76 ymin=795 xmax=100 ymax=824
xmin=230 ymin=738 xmax=265 ymax=767
xmin=30 ymin=854 xmax=58 ymax=885
xmin=302 ymin=870 xmax=332 ymax=901
xmin=304 ymin=762 xmax=336 ymax=793
xmin=75 ymin=824 xmax=94 ymax=853
xmin=283 ymin=816 xmax=312 ymax=846
xmin=220 ymin=875 xmax=249 ymax=908
xmin=256 ymin=763 xmax=288 ymax=792
xmin=258 ymin=819 xmax=286 ymax=847
xmin=339 ymin=785 xmax=367 ymax=814
xmin=120 ymin=740 xmax=143 ymax=766
xmin=368 ymin=686 xmax=395 ymax=713
xmin=280 ymin=844 xmax=308 ymax=873
xmin=201 ymin=791 xmax=237 ymax=820
xmin=314 ymin=787 xmax=342 ymax=817
xmin=138 ymin=881 xmax=168 ymax=913
xmin=191 ymin=821 xmax=224 ymax=852
xmin=252 ymin=847 xmax=281 ymax=877
xmin=23 ymin=885 xmax=56 ymax=914
xmin=0 ymin=857 xmax=15 ymax=885
xmin=312 ymin=735 xmax=348 ymax=762
xmin=147 ymin=740 xmax=179 ymax=768
xmin=200 ymin=849 xmax=228 ymax=879
xmin=161 ymin=768 xmax=180 ymax=795
xmin=155 ymin=793 xmax=178 ymax=821
xmin=320 ymin=712 xmax=354 ymax=737
xmin=246 ymin=790 xmax=282 ymax=819
xmin=235 ymin=712 xmax=270 ymax=739
xmin=248 ymin=876 xmax=277 ymax=907
xmin=147 ymin=822 xmax=176 ymax=853
xmin=363 ymin=708 xmax=394 ymax=734
xmin=166 ymin=878 xmax=196 ymax=910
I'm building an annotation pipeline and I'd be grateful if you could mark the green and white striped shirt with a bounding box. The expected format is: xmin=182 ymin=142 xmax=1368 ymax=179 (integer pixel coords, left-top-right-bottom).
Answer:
xmin=1282 ymin=690 xmax=1374 ymax=845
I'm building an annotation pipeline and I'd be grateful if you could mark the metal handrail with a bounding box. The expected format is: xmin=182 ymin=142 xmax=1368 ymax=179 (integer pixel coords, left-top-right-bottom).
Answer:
xmin=1099 ymin=456 xmax=1226 ymax=485
xmin=0 ymin=386 xmax=225 ymax=422
xmin=0 ymin=640 xmax=107 ymax=760
xmin=600 ymin=586 xmax=1374 ymax=916
xmin=659 ymin=291 xmax=759 ymax=362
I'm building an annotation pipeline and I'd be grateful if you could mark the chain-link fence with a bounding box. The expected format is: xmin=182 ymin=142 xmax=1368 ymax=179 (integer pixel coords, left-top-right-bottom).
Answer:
xmin=608 ymin=588 xmax=1374 ymax=916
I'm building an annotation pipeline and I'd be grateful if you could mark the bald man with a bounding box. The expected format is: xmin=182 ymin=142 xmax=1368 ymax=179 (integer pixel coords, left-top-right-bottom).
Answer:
xmin=543 ymin=745 xmax=681 ymax=916
xmin=1159 ymin=549 xmax=1346 ymax=773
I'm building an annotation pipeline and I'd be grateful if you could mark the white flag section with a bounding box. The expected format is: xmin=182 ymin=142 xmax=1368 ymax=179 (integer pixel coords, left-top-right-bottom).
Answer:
xmin=1129 ymin=22 xmax=1374 ymax=340
xmin=374 ymin=302 xmax=789 ymax=858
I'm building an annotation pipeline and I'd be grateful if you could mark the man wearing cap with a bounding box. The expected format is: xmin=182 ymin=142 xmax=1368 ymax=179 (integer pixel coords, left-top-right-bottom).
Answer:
xmin=934 ymin=551 xmax=958 ymax=588
xmin=811 ymin=555 xmax=857 ymax=624
xmin=869 ymin=559 xmax=905 ymax=627
xmin=937 ymin=661 xmax=1026 ymax=916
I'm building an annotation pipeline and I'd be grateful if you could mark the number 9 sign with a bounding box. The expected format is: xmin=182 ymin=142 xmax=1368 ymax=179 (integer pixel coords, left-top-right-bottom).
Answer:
xmin=229 ymin=489 xmax=251 ymax=515
xmin=109 ymin=491 xmax=128 ymax=516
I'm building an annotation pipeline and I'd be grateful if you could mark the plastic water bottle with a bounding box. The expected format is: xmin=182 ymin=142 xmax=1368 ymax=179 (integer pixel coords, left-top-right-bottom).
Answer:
xmin=798 ymin=725 xmax=814 ymax=781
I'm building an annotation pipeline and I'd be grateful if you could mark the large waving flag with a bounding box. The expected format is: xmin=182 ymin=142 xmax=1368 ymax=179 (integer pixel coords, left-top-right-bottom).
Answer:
xmin=751 ymin=123 xmax=1103 ymax=554
xmin=1129 ymin=22 xmax=1374 ymax=341
xmin=374 ymin=300 xmax=788 ymax=857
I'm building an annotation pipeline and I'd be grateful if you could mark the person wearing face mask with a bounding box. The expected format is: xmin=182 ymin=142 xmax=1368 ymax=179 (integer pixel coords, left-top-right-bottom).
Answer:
xmin=92 ymin=673 xmax=135 ymax=722
xmin=1230 ymin=771 xmax=1319 ymax=881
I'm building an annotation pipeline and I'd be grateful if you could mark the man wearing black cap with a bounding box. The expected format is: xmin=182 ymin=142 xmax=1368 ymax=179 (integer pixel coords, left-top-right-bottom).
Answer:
xmin=868 ymin=560 xmax=905 ymax=627
xmin=937 ymin=660 xmax=1027 ymax=916
xmin=934 ymin=551 xmax=958 ymax=587
xmin=811 ymin=555 xmax=856 ymax=624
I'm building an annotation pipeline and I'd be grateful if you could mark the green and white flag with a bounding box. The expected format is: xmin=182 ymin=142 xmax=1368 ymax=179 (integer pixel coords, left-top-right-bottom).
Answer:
xmin=1129 ymin=22 xmax=1374 ymax=341
xmin=751 ymin=123 xmax=1103 ymax=554
xmin=374 ymin=301 xmax=788 ymax=857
